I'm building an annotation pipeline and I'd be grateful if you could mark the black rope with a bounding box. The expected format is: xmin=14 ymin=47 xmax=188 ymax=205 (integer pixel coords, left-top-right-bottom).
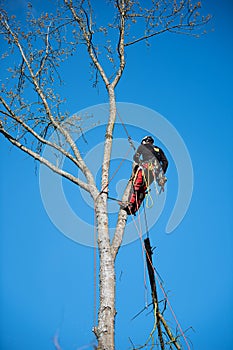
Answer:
xmin=107 ymin=195 xmax=123 ymax=203
xmin=105 ymin=193 xmax=128 ymax=206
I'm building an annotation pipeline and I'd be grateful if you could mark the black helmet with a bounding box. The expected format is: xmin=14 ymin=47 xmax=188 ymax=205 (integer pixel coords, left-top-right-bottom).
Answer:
xmin=141 ymin=135 xmax=154 ymax=144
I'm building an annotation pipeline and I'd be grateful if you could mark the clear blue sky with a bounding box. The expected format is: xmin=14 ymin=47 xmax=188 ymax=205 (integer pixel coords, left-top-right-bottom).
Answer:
xmin=1 ymin=1 xmax=233 ymax=349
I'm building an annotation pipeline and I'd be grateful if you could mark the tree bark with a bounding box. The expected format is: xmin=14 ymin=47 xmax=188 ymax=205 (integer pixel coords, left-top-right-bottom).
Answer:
xmin=95 ymin=195 xmax=116 ymax=350
xmin=95 ymin=85 xmax=117 ymax=349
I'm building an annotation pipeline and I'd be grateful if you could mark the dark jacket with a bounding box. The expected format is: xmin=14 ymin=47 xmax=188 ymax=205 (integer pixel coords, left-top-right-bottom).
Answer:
xmin=133 ymin=143 xmax=168 ymax=173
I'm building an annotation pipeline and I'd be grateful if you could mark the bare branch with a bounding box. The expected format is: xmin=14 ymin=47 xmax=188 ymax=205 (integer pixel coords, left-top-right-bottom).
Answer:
xmin=64 ymin=0 xmax=110 ymax=87
xmin=158 ymin=313 xmax=181 ymax=350
xmin=111 ymin=0 xmax=126 ymax=88
xmin=0 ymin=96 xmax=81 ymax=168
xmin=35 ymin=21 xmax=52 ymax=78
xmin=124 ymin=0 xmax=211 ymax=47
xmin=0 ymin=122 xmax=92 ymax=194
xmin=125 ymin=25 xmax=178 ymax=46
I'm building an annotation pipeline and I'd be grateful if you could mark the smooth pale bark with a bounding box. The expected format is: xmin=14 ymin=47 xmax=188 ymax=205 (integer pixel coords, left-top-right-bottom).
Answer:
xmin=95 ymin=86 xmax=118 ymax=349
xmin=95 ymin=83 xmax=129 ymax=349
xmin=94 ymin=194 xmax=116 ymax=350
xmin=101 ymin=87 xmax=116 ymax=191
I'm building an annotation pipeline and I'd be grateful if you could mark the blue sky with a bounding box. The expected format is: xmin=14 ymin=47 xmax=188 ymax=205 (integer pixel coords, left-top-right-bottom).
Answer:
xmin=1 ymin=1 xmax=233 ymax=349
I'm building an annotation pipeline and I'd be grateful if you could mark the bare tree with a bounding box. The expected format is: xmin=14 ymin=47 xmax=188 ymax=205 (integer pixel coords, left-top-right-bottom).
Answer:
xmin=0 ymin=1 xmax=210 ymax=349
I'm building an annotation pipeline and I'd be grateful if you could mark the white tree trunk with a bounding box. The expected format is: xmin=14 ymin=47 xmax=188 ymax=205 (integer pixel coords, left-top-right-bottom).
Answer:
xmin=95 ymin=195 xmax=116 ymax=350
xmin=95 ymin=86 xmax=119 ymax=349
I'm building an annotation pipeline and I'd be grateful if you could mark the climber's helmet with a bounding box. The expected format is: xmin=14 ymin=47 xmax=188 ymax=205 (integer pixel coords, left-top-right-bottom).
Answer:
xmin=141 ymin=136 xmax=154 ymax=145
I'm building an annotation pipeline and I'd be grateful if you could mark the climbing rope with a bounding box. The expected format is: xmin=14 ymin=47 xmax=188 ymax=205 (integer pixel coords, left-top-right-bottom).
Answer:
xmin=116 ymin=109 xmax=136 ymax=151
xmin=142 ymin=166 xmax=154 ymax=209
xmin=99 ymin=145 xmax=132 ymax=197
xmin=131 ymin=165 xmax=154 ymax=210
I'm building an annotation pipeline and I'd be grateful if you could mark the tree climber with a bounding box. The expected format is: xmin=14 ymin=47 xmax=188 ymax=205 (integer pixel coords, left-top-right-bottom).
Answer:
xmin=123 ymin=135 xmax=168 ymax=215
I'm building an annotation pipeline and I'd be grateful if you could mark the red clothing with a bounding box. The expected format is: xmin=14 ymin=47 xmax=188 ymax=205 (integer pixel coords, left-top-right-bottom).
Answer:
xmin=126 ymin=169 xmax=147 ymax=215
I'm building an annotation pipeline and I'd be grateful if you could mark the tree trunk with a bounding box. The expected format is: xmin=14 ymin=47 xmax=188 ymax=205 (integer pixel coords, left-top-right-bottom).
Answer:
xmin=94 ymin=87 xmax=119 ymax=349
xmin=95 ymin=195 xmax=116 ymax=350
xmin=97 ymin=247 xmax=115 ymax=350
